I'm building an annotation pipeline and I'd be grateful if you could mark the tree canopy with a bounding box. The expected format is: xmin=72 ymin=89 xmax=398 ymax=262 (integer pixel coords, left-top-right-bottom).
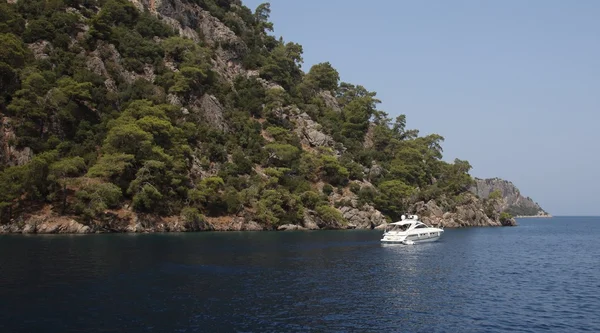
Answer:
xmin=0 ymin=0 xmax=483 ymax=228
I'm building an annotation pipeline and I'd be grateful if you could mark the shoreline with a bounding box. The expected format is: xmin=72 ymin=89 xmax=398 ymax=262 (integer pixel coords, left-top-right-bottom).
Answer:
xmin=0 ymin=223 xmax=515 ymax=235
xmin=515 ymin=215 xmax=553 ymax=218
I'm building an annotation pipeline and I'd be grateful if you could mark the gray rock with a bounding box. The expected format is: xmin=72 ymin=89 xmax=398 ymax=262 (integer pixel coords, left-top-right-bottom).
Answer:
xmin=104 ymin=78 xmax=117 ymax=92
xmin=88 ymin=41 xmax=155 ymax=86
xmin=367 ymin=162 xmax=384 ymax=180
xmin=339 ymin=205 xmax=386 ymax=229
xmin=329 ymin=182 xmax=388 ymax=229
xmin=242 ymin=221 xmax=264 ymax=231
xmin=293 ymin=112 xmax=334 ymax=148
xmin=302 ymin=209 xmax=347 ymax=230
xmin=409 ymin=193 xmax=515 ymax=228
xmin=167 ymin=93 xmax=183 ymax=106
xmin=0 ymin=223 xmax=21 ymax=233
xmin=374 ymin=223 xmax=388 ymax=230
xmin=126 ymin=222 xmax=144 ymax=233
xmin=207 ymin=216 xmax=264 ymax=231
xmin=302 ymin=211 xmax=320 ymax=230
xmin=188 ymin=94 xmax=228 ymax=132
xmin=277 ymin=224 xmax=308 ymax=231
xmin=319 ymin=91 xmax=341 ymax=113
xmin=30 ymin=217 xmax=92 ymax=234
xmin=427 ymin=200 xmax=444 ymax=217
xmin=86 ymin=56 xmax=107 ymax=77
xmin=131 ymin=0 xmax=248 ymax=81
xmin=21 ymin=223 xmax=36 ymax=234
xmin=257 ymin=78 xmax=285 ymax=91
xmin=1 ymin=117 xmax=34 ymax=167
xmin=363 ymin=123 xmax=376 ymax=149
xmin=27 ymin=40 xmax=52 ymax=60
xmin=470 ymin=177 xmax=550 ymax=217
xmin=164 ymin=60 xmax=178 ymax=72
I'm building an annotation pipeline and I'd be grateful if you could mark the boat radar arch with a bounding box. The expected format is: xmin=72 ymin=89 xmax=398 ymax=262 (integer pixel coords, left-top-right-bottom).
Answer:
xmin=401 ymin=214 xmax=418 ymax=220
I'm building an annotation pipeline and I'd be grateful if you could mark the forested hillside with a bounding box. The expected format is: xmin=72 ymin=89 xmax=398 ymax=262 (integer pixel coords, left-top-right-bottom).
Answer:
xmin=0 ymin=0 xmax=513 ymax=232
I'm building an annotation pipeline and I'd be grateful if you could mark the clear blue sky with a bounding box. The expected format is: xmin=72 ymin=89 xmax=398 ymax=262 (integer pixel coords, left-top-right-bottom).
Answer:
xmin=244 ymin=0 xmax=600 ymax=216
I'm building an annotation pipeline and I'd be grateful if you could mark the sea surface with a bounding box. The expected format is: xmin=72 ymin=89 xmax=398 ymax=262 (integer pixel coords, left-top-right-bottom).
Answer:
xmin=0 ymin=217 xmax=599 ymax=332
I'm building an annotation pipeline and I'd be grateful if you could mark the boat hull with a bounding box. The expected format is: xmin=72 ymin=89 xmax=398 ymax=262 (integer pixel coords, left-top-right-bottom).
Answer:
xmin=380 ymin=231 xmax=443 ymax=244
xmin=380 ymin=235 xmax=441 ymax=244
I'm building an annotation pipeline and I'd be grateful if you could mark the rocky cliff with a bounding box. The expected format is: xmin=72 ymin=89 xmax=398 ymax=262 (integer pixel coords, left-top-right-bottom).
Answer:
xmin=470 ymin=178 xmax=550 ymax=217
xmin=373 ymin=191 xmax=517 ymax=230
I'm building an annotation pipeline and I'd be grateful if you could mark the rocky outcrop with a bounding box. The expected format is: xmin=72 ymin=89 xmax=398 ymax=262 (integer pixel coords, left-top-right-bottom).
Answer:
xmin=363 ymin=123 xmax=376 ymax=149
xmin=277 ymin=224 xmax=308 ymax=231
xmin=143 ymin=0 xmax=244 ymax=52
xmin=0 ymin=208 xmax=251 ymax=234
xmin=0 ymin=192 xmax=515 ymax=233
xmin=206 ymin=216 xmax=264 ymax=231
xmin=1 ymin=214 xmax=92 ymax=234
xmin=470 ymin=178 xmax=550 ymax=217
xmin=27 ymin=40 xmax=52 ymax=60
xmin=244 ymin=71 xmax=285 ymax=90
xmin=189 ymin=94 xmax=229 ymax=132
xmin=365 ymin=162 xmax=384 ymax=180
xmin=302 ymin=209 xmax=350 ymax=230
xmin=319 ymin=91 xmax=341 ymax=113
xmin=169 ymin=93 xmax=228 ymax=132
xmin=293 ymin=112 xmax=334 ymax=148
xmin=405 ymin=193 xmax=517 ymax=228
xmin=301 ymin=210 xmax=321 ymax=230
xmin=0 ymin=117 xmax=33 ymax=167
xmin=339 ymin=205 xmax=387 ymax=229
xmin=87 ymin=41 xmax=155 ymax=90
xmin=329 ymin=181 xmax=389 ymax=229
xmin=128 ymin=0 xmax=248 ymax=81
xmin=35 ymin=218 xmax=91 ymax=234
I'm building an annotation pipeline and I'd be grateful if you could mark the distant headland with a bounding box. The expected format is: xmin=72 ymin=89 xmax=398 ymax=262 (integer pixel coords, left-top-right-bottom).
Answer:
xmin=470 ymin=178 xmax=551 ymax=218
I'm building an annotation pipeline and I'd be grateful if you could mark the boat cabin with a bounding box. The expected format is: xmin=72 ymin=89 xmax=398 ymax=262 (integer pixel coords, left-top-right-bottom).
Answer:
xmin=385 ymin=221 xmax=427 ymax=232
xmin=384 ymin=215 xmax=433 ymax=233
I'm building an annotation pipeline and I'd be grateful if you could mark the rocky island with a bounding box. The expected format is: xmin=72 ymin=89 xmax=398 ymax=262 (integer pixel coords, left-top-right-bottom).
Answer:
xmin=0 ymin=0 xmax=523 ymax=233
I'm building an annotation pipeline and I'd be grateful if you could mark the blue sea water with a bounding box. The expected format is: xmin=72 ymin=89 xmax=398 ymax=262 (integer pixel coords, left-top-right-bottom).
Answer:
xmin=0 ymin=217 xmax=599 ymax=332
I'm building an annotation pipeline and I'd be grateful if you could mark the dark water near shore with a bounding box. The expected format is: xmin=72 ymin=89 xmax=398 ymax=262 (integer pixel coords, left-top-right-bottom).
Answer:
xmin=1 ymin=217 xmax=599 ymax=332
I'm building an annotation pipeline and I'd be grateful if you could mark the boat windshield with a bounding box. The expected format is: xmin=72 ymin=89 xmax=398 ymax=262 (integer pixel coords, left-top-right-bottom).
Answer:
xmin=389 ymin=224 xmax=410 ymax=231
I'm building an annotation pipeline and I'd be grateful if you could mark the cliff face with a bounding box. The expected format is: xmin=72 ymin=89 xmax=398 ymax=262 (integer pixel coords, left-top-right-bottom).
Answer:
xmin=470 ymin=178 xmax=550 ymax=217
xmin=407 ymin=194 xmax=516 ymax=228
xmin=0 ymin=0 xmax=518 ymax=233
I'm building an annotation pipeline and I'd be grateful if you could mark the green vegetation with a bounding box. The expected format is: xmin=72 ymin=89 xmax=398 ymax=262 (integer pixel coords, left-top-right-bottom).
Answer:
xmin=488 ymin=189 xmax=502 ymax=200
xmin=0 ymin=0 xmax=482 ymax=228
xmin=505 ymin=205 xmax=542 ymax=217
xmin=315 ymin=205 xmax=346 ymax=226
xmin=499 ymin=212 xmax=513 ymax=224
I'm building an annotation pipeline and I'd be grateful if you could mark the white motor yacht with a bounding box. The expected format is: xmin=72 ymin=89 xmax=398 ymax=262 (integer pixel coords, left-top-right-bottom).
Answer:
xmin=381 ymin=215 xmax=444 ymax=245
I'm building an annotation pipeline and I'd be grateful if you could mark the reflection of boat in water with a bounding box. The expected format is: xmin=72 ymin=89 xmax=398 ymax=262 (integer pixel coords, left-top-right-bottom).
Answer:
xmin=381 ymin=215 xmax=444 ymax=245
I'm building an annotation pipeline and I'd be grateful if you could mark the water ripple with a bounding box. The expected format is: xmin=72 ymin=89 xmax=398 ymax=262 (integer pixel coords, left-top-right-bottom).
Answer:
xmin=0 ymin=217 xmax=599 ymax=332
